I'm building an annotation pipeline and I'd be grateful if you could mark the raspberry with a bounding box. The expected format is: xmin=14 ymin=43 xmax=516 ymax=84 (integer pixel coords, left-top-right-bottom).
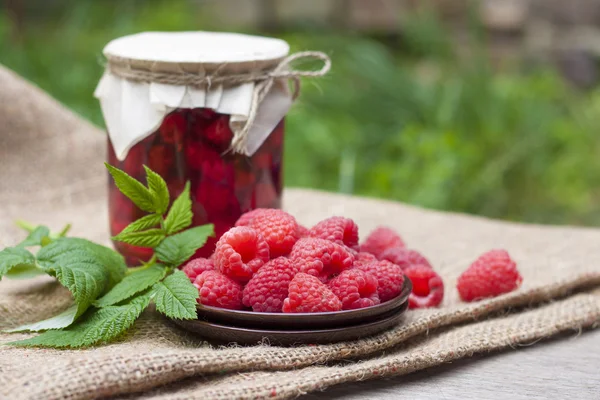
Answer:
xmin=360 ymin=226 xmax=405 ymax=258
xmin=203 ymin=115 xmax=233 ymax=148
xmin=160 ymin=111 xmax=187 ymax=145
xmin=353 ymin=252 xmax=377 ymax=267
xmin=290 ymin=238 xmax=355 ymax=281
xmin=282 ymin=273 xmax=342 ymax=313
xmin=355 ymin=260 xmax=405 ymax=302
xmin=193 ymin=270 xmax=243 ymax=310
xmin=308 ymin=216 xmax=359 ymax=250
xmin=328 ymin=269 xmax=380 ymax=310
xmin=379 ymin=248 xmax=432 ymax=270
xmin=457 ymin=250 xmax=522 ymax=302
xmin=242 ymin=257 xmax=298 ymax=312
xmin=235 ymin=208 xmax=269 ymax=227
xmin=182 ymin=258 xmax=215 ymax=282
xmin=213 ymin=226 xmax=270 ymax=283
xmin=296 ymin=224 xmax=309 ymax=238
xmin=246 ymin=209 xmax=299 ymax=257
xmin=404 ymin=264 xmax=444 ymax=309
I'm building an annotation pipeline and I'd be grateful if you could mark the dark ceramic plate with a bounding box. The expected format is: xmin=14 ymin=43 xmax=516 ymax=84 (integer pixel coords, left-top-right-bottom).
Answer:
xmin=172 ymin=301 xmax=409 ymax=346
xmin=194 ymin=278 xmax=412 ymax=330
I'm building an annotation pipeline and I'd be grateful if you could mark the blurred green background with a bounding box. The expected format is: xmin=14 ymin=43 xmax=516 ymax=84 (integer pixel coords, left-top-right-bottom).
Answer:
xmin=1 ymin=0 xmax=599 ymax=226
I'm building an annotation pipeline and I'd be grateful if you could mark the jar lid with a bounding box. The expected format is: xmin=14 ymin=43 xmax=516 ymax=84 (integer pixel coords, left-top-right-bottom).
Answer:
xmin=103 ymin=31 xmax=290 ymax=65
xmin=95 ymin=31 xmax=329 ymax=160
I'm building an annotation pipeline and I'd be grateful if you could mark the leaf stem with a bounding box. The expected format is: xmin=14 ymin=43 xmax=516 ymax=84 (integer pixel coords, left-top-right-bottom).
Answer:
xmin=15 ymin=220 xmax=37 ymax=233
xmin=125 ymin=254 xmax=157 ymax=276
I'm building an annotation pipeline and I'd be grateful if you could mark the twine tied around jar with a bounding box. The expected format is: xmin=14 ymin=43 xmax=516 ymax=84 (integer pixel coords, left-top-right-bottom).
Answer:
xmin=106 ymin=51 xmax=331 ymax=155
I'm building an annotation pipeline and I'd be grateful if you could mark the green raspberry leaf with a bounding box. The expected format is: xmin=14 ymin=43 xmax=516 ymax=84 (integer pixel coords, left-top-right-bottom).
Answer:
xmin=152 ymin=270 xmax=198 ymax=320
xmin=105 ymin=163 xmax=156 ymax=213
xmin=119 ymin=213 xmax=162 ymax=235
xmin=144 ymin=165 xmax=170 ymax=215
xmin=6 ymin=304 xmax=78 ymax=332
xmin=10 ymin=293 xmax=152 ymax=348
xmin=0 ymin=247 xmax=36 ymax=280
xmin=9 ymin=238 xmax=125 ymax=331
xmin=163 ymin=181 xmax=192 ymax=235
xmin=112 ymin=228 xmax=166 ymax=248
xmin=5 ymin=264 xmax=45 ymax=280
xmin=17 ymin=225 xmax=51 ymax=247
xmin=94 ymin=265 xmax=167 ymax=307
xmin=155 ymin=224 xmax=214 ymax=267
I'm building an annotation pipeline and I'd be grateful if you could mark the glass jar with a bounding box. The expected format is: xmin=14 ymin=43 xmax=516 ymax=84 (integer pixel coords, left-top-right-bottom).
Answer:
xmin=108 ymin=108 xmax=284 ymax=265
xmin=95 ymin=31 xmax=328 ymax=265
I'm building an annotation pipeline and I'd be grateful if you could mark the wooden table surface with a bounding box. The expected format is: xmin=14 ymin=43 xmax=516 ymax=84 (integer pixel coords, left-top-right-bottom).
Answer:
xmin=307 ymin=329 xmax=600 ymax=399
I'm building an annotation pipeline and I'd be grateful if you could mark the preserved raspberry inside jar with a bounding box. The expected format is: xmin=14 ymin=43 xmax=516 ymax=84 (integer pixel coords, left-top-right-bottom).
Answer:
xmin=108 ymin=109 xmax=284 ymax=265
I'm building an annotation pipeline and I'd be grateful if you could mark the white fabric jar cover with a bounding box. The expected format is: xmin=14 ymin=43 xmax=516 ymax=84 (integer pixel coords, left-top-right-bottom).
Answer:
xmin=94 ymin=31 xmax=330 ymax=160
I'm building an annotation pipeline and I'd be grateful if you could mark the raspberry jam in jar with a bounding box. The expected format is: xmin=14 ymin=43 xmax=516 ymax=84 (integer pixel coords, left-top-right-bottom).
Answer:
xmin=107 ymin=109 xmax=283 ymax=264
xmin=95 ymin=32 xmax=329 ymax=264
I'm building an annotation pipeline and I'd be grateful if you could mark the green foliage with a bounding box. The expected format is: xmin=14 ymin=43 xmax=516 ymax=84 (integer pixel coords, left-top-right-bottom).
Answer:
xmin=94 ymin=265 xmax=166 ymax=307
xmin=112 ymin=228 xmax=166 ymax=248
xmin=144 ymin=165 xmax=170 ymax=214
xmin=152 ymin=270 xmax=198 ymax=320
xmin=0 ymin=247 xmax=36 ymax=279
xmin=119 ymin=213 xmax=163 ymax=235
xmin=105 ymin=163 xmax=156 ymax=213
xmin=163 ymin=182 xmax=193 ymax=235
xmin=11 ymin=293 xmax=152 ymax=348
xmin=4 ymin=163 xmax=211 ymax=347
xmin=155 ymin=225 xmax=214 ymax=267
xmin=17 ymin=226 xmax=51 ymax=247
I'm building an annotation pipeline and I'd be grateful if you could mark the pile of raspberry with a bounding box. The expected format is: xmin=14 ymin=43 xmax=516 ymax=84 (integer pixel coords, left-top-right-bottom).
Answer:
xmin=183 ymin=209 xmax=523 ymax=313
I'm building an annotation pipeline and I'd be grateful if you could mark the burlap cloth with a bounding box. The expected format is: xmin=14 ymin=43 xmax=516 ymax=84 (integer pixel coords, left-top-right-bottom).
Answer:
xmin=1 ymin=64 xmax=600 ymax=399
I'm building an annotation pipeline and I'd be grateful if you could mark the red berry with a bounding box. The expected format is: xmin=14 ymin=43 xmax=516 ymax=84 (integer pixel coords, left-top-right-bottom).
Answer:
xmin=355 ymin=260 xmax=405 ymax=302
xmin=148 ymin=144 xmax=175 ymax=177
xmin=290 ymin=238 xmax=355 ymax=281
xmin=282 ymin=273 xmax=342 ymax=313
xmin=213 ymin=226 xmax=270 ymax=283
xmin=328 ymin=269 xmax=380 ymax=310
xmin=380 ymin=248 xmax=432 ymax=270
xmin=160 ymin=111 xmax=187 ymax=145
xmin=296 ymin=224 xmax=309 ymax=238
xmin=308 ymin=216 xmax=359 ymax=251
xmin=242 ymin=257 xmax=299 ymax=312
xmin=182 ymin=258 xmax=215 ymax=282
xmin=457 ymin=250 xmax=522 ymax=302
xmin=360 ymin=226 xmax=405 ymax=258
xmin=404 ymin=264 xmax=444 ymax=309
xmin=235 ymin=208 xmax=269 ymax=227
xmin=203 ymin=115 xmax=233 ymax=148
xmin=194 ymin=270 xmax=243 ymax=310
xmin=246 ymin=209 xmax=299 ymax=258
xmin=353 ymin=252 xmax=378 ymax=267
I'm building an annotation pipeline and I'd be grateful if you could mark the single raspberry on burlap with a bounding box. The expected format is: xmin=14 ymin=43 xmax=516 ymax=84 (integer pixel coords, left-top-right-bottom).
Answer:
xmin=457 ymin=249 xmax=522 ymax=302
xmin=282 ymin=273 xmax=342 ymax=313
xmin=328 ymin=268 xmax=380 ymax=310
xmin=360 ymin=226 xmax=405 ymax=258
xmin=213 ymin=226 xmax=270 ymax=283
